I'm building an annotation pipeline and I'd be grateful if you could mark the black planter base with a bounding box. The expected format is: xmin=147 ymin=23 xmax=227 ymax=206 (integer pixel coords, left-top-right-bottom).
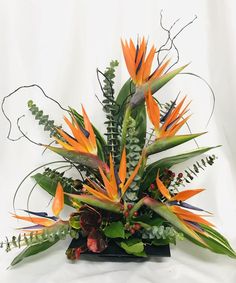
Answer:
xmin=69 ymin=238 xmax=171 ymax=260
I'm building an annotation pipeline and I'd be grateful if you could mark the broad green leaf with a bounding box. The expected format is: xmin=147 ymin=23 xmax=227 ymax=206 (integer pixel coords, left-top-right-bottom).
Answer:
xmin=185 ymin=235 xmax=236 ymax=259
xmin=115 ymin=80 xmax=147 ymax=148
xmin=120 ymin=238 xmax=146 ymax=256
xmin=96 ymin=139 xmax=106 ymax=162
xmin=200 ymin=224 xmax=234 ymax=250
xmin=104 ymin=221 xmax=125 ymax=239
xmin=145 ymin=133 xmax=205 ymax=156
xmin=10 ymin=238 xmax=59 ymax=267
xmin=146 ymin=217 xmax=165 ymax=227
xmin=65 ymin=193 xmax=122 ymax=214
xmin=46 ymin=146 xmax=107 ymax=171
xmin=186 ymin=224 xmax=236 ymax=258
xmin=32 ymin=173 xmax=72 ymax=207
xmin=142 ymin=146 xmax=218 ymax=189
xmin=199 ymin=236 xmax=236 ymax=258
xmin=115 ymin=79 xmax=133 ymax=122
xmin=134 ymin=215 xmax=165 ymax=227
xmin=69 ymin=107 xmax=107 ymax=161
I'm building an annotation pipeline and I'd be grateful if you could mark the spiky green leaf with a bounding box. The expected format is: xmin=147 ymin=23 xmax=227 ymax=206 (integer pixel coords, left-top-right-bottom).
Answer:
xmin=186 ymin=224 xmax=236 ymax=258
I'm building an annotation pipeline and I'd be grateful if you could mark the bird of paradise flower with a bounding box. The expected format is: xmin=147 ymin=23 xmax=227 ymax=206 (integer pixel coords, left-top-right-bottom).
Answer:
xmin=155 ymin=175 xmax=214 ymax=235
xmin=12 ymin=183 xmax=65 ymax=232
xmin=145 ymin=90 xmax=191 ymax=139
xmin=46 ymin=106 xmax=109 ymax=172
xmin=83 ymin=149 xmax=142 ymax=203
xmin=54 ymin=106 xmax=97 ymax=156
xmin=121 ymin=37 xmax=170 ymax=86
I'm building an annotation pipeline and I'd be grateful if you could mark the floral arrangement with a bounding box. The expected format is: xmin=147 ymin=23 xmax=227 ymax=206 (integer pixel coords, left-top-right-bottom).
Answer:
xmin=1 ymin=36 xmax=236 ymax=267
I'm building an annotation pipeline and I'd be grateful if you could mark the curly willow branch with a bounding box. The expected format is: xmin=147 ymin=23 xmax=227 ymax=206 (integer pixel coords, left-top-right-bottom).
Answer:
xmin=17 ymin=115 xmax=43 ymax=146
xmin=1 ymin=84 xmax=69 ymax=142
xmin=156 ymin=12 xmax=215 ymax=129
xmin=179 ymin=72 xmax=216 ymax=128
xmin=157 ymin=10 xmax=197 ymax=72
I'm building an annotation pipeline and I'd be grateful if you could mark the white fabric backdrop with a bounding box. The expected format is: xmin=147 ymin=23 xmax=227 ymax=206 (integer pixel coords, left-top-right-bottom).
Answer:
xmin=0 ymin=0 xmax=236 ymax=282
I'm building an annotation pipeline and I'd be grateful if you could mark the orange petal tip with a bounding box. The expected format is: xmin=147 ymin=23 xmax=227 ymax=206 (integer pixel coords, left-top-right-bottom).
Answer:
xmin=52 ymin=182 xmax=64 ymax=217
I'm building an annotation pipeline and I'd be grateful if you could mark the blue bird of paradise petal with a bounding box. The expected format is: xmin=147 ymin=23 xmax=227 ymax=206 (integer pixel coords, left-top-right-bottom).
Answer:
xmin=179 ymin=202 xmax=205 ymax=212
xmin=160 ymin=93 xmax=179 ymax=123
xmin=79 ymin=125 xmax=90 ymax=138
xmin=168 ymin=201 xmax=205 ymax=212
xmin=22 ymin=210 xmax=58 ymax=221
xmin=185 ymin=220 xmax=205 ymax=232
xmin=16 ymin=224 xmax=45 ymax=231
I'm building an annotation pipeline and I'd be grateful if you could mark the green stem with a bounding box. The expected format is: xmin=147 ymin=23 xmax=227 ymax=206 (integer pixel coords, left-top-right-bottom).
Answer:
xmin=121 ymin=105 xmax=131 ymax=150
xmin=66 ymin=193 xmax=123 ymax=214
xmin=134 ymin=221 xmax=151 ymax=229
xmin=129 ymin=197 xmax=146 ymax=218
xmin=140 ymin=152 xmax=147 ymax=175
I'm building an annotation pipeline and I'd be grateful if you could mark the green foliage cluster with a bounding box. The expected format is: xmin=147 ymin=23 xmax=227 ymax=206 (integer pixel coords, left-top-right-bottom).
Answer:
xmin=183 ymin=154 xmax=217 ymax=183
xmin=28 ymin=100 xmax=62 ymax=139
xmin=101 ymin=60 xmax=120 ymax=164
xmin=1 ymin=223 xmax=69 ymax=253
xmin=141 ymin=225 xmax=184 ymax=243
xmin=124 ymin=117 xmax=142 ymax=202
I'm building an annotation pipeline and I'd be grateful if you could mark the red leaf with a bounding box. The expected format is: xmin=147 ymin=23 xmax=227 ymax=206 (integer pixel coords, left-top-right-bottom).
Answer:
xmin=87 ymin=230 xmax=107 ymax=253
xmin=79 ymin=205 xmax=102 ymax=234
xmin=66 ymin=245 xmax=87 ymax=260
xmin=75 ymin=248 xmax=81 ymax=259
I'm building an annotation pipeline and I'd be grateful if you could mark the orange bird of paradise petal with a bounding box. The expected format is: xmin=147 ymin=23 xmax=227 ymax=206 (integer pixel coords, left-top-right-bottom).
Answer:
xmin=145 ymin=90 xmax=160 ymax=133
xmin=118 ymin=148 xmax=127 ymax=186
xmin=121 ymin=37 xmax=170 ymax=86
xmin=84 ymin=149 xmax=142 ymax=203
xmin=52 ymin=182 xmax=64 ymax=217
xmin=145 ymin=90 xmax=191 ymax=139
xmin=156 ymin=175 xmax=214 ymax=228
xmin=12 ymin=214 xmax=55 ymax=227
xmin=171 ymin=206 xmax=215 ymax=227
xmin=54 ymin=106 xmax=97 ymax=156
